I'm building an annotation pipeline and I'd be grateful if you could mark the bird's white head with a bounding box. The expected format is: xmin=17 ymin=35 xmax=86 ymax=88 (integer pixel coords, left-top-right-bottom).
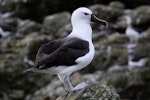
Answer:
xmin=71 ymin=7 xmax=92 ymax=25
xmin=71 ymin=7 xmax=108 ymax=27
xmin=69 ymin=7 xmax=108 ymax=41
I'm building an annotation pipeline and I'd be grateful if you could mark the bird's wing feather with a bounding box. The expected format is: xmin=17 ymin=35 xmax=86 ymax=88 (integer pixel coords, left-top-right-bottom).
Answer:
xmin=35 ymin=38 xmax=89 ymax=69
xmin=35 ymin=39 xmax=63 ymax=61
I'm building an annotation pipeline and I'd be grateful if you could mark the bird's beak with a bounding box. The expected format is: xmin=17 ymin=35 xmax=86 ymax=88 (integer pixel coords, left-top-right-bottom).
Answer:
xmin=91 ymin=14 xmax=108 ymax=27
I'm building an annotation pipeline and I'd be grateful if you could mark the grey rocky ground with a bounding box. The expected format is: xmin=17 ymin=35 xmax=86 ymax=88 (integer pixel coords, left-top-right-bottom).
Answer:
xmin=0 ymin=1 xmax=150 ymax=100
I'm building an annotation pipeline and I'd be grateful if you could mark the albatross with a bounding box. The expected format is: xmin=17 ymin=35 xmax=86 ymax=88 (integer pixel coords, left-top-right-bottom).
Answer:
xmin=26 ymin=7 xmax=108 ymax=92
xmin=125 ymin=16 xmax=143 ymax=43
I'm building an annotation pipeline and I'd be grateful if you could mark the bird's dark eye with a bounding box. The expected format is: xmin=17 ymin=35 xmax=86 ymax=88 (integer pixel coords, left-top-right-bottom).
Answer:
xmin=84 ymin=13 xmax=88 ymax=15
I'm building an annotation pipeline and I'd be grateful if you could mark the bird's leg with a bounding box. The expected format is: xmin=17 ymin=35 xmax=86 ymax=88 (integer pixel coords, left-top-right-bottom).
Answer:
xmin=58 ymin=74 xmax=74 ymax=92
xmin=58 ymin=74 xmax=88 ymax=92
xmin=64 ymin=76 xmax=88 ymax=91
xmin=64 ymin=75 xmax=74 ymax=92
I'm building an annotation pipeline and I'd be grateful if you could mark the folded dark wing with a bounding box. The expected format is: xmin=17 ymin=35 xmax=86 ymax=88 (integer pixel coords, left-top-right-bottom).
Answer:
xmin=35 ymin=39 xmax=63 ymax=61
xmin=35 ymin=38 xmax=89 ymax=69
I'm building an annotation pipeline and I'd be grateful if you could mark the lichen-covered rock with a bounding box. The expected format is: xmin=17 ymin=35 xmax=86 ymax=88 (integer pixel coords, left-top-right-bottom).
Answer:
xmin=89 ymin=33 xmax=129 ymax=71
xmin=145 ymin=27 xmax=150 ymax=36
xmin=57 ymin=81 xmax=120 ymax=100
xmin=132 ymin=6 xmax=150 ymax=25
xmin=91 ymin=45 xmax=128 ymax=71
xmin=1 ymin=0 xmax=150 ymax=21
xmin=0 ymin=52 xmax=50 ymax=100
xmin=108 ymin=1 xmax=125 ymax=10
xmin=116 ymin=6 xmax=150 ymax=29
xmin=41 ymin=12 xmax=71 ymax=37
xmin=26 ymin=33 xmax=52 ymax=61
xmin=132 ymin=43 xmax=150 ymax=60
xmin=0 ymin=2 xmax=150 ymax=100
xmin=103 ymin=67 xmax=150 ymax=100
xmin=17 ymin=19 xmax=42 ymax=34
xmin=26 ymin=77 xmax=63 ymax=100
xmin=89 ymin=3 xmax=124 ymax=22
xmin=107 ymin=33 xmax=129 ymax=45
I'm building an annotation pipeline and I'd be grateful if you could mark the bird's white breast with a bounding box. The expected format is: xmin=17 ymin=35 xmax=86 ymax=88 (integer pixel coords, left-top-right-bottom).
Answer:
xmin=76 ymin=41 xmax=95 ymax=67
xmin=59 ymin=41 xmax=95 ymax=75
xmin=126 ymin=27 xmax=139 ymax=39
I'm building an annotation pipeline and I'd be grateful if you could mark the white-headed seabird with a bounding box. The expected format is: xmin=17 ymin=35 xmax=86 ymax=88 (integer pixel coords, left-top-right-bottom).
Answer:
xmin=128 ymin=52 xmax=149 ymax=70
xmin=125 ymin=16 xmax=140 ymax=43
xmin=26 ymin=7 xmax=108 ymax=92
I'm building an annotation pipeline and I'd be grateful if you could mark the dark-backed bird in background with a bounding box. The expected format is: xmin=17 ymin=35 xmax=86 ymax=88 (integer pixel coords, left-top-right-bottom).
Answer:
xmin=0 ymin=12 xmax=16 ymax=38
xmin=26 ymin=7 xmax=108 ymax=92
xmin=125 ymin=16 xmax=147 ymax=43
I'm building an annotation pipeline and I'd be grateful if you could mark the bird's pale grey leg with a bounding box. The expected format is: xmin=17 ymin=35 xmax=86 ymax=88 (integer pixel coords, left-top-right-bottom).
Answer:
xmin=64 ymin=75 xmax=88 ymax=91
xmin=58 ymin=74 xmax=88 ymax=92
xmin=64 ymin=75 xmax=74 ymax=92
xmin=64 ymin=76 xmax=88 ymax=91
xmin=58 ymin=74 xmax=74 ymax=92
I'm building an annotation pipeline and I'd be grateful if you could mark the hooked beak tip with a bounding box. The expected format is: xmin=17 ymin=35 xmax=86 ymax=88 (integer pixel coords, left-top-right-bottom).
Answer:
xmin=105 ymin=21 xmax=109 ymax=28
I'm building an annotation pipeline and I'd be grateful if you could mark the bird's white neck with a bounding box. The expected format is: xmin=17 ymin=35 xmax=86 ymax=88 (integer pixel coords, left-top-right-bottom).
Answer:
xmin=68 ymin=23 xmax=92 ymax=41
xmin=126 ymin=16 xmax=132 ymax=27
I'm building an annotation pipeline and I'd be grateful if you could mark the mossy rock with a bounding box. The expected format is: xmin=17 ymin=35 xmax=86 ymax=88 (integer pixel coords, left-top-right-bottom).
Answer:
xmin=57 ymin=81 xmax=120 ymax=100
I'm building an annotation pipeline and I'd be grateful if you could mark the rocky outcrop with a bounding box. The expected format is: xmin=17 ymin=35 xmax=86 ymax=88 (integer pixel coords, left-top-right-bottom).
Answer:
xmin=57 ymin=81 xmax=120 ymax=100
xmin=0 ymin=1 xmax=150 ymax=100
xmin=116 ymin=6 xmax=150 ymax=29
xmin=89 ymin=2 xmax=124 ymax=22
xmin=1 ymin=0 xmax=150 ymax=21
xmin=41 ymin=12 xmax=71 ymax=37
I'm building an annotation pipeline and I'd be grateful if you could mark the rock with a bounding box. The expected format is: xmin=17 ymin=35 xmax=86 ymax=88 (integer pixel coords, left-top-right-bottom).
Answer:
xmin=107 ymin=33 xmax=129 ymax=45
xmin=0 ymin=19 xmax=16 ymax=33
xmin=116 ymin=6 xmax=150 ymax=29
xmin=72 ymin=67 xmax=150 ymax=100
xmin=0 ymin=0 xmax=19 ymax=12
xmin=146 ymin=27 xmax=150 ymax=36
xmin=92 ymin=45 xmax=128 ymax=71
xmin=57 ymin=23 xmax=72 ymax=38
xmin=132 ymin=43 xmax=150 ymax=59
xmin=26 ymin=33 xmax=52 ymax=61
xmin=15 ymin=32 xmax=52 ymax=61
xmin=89 ymin=3 xmax=125 ymax=33
xmin=0 ymin=55 xmax=52 ymax=100
xmin=0 ymin=32 xmax=52 ymax=100
xmin=88 ymin=33 xmax=128 ymax=71
xmin=100 ymin=67 xmax=150 ymax=100
xmin=132 ymin=6 xmax=150 ymax=25
xmin=57 ymin=81 xmax=120 ymax=100
xmin=41 ymin=12 xmax=71 ymax=38
xmin=0 ymin=15 xmax=17 ymax=38
xmin=89 ymin=4 xmax=124 ymax=22
xmin=9 ymin=90 xmax=24 ymax=99
xmin=17 ymin=19 xmax=42 ymax=35
xmin=57 ymin=67 xmax=150 ymax=100
xmin=0 ymin=52 xmax=50 ymax=100
xmin=92 ymin=31 xmax=108 ymax=42
xmin=27 ymin=77 xmax=63 ymax=100
xmin=0 ymin=35 xmax=17 ymax=53
xmin=108 ymin=1 xmax=125 ymax=10
xmin=1 ymin=0 xmax=150 ymax=21
xmin=1 ymin=2 xmax=150 ymax=100
xmin=115 ymin=13 xmax=132 ymax=29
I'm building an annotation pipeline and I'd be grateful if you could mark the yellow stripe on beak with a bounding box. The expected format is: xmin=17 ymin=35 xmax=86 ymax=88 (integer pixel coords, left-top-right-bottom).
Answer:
xmin=91 ymin=15 xmax=108 ymax=27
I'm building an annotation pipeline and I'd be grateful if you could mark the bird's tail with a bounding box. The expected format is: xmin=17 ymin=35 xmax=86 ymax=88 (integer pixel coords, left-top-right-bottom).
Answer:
xmin=23 ymin=67 xmax=37 ymax=73
xmin=23 ymin=62 xmax=38 ymax=73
